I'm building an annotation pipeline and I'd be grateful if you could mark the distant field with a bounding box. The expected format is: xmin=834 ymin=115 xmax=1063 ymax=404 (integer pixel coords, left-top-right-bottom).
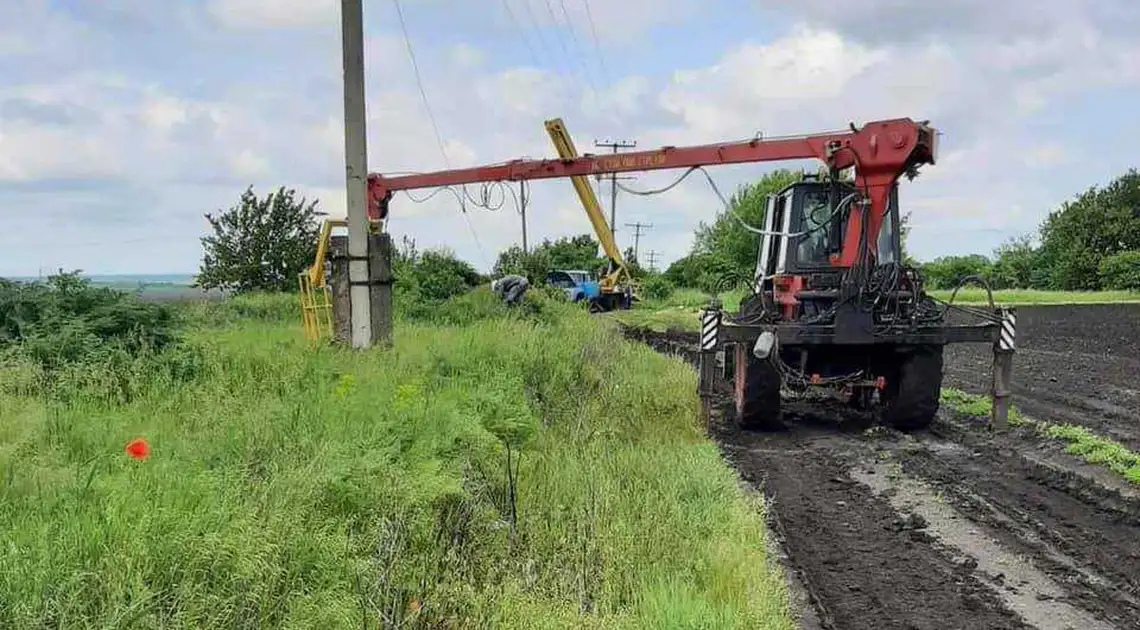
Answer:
xmin=927 ymin=288 xmax=1140 ymax=305
xmin=3 ymin=274 xmax=229 ymax=302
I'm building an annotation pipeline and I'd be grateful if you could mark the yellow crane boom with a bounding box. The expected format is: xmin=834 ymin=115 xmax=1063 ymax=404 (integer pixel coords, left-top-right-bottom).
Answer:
xmin=543 ymin=117 xmax=632 ymax=293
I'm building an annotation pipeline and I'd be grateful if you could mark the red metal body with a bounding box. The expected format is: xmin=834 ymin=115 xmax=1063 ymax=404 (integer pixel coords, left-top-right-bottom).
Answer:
xmin=367 ymin=118 xmax=937 ymax=269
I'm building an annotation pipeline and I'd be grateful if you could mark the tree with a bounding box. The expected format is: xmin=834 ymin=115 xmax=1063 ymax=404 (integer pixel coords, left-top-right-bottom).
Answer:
xmin=493 ymin=245 xmax=553 ymax=283
xmin=196 ymin=186 xmax=321 ymax=293
xmin=392 ymin=236 xmax=484 ymax=308
xmin=691 ymin=169 xmax=802 ymax=274
xmin=492 ymin=234 xmax=608 ymax=283
xmin=1036 ymin=169 xmax=1140 ymax=289
xmin=899 ymin=211 xmax=917 ymax=266
xmin=919 ymin=254 xmax=993 ymax=290
xmin=659 ymin=169 xmax=802 ymax=292
xmin=623 ymin=246 xmax=648 ymax=279
xmin=990 ymin=234 xmax=1042 ymax=289
xmin=1098 ymin=251 xmax=1140 ymax=290
xmin=542 ymin=234 xmax=607 ymax=272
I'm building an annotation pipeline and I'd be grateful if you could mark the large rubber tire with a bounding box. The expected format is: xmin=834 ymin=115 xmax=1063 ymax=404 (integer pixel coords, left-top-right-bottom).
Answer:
xmin=738 ymin=356 xmax=783 ymax=430
xmin=881 ymin=345 xmax=944 ymax=431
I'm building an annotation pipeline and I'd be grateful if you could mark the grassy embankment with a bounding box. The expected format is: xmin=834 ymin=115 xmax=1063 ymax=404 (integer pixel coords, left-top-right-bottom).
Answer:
xmin=0 ymin=287 xmax=794 ymax=629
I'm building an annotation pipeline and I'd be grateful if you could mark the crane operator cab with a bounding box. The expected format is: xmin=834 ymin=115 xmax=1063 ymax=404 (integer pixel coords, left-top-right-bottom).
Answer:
xmin=752 ymin=174 xmax=902 ymax=315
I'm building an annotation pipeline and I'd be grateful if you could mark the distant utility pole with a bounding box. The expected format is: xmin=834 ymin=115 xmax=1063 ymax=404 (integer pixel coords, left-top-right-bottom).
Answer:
xmin=594 ymin=137 xmax=637 ymax=235
xmin=341 ymin=0 xmax=391 ymax=348
xmin=519 ymin=181 xmax=528 ymax=254
xmin=624 ymin=221 xmax=653 ymax=261
xmin=646 ymin=250 xmax=660 ymax=271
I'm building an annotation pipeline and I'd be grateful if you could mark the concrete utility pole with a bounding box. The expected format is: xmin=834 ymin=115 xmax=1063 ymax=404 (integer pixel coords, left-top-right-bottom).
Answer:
xmin=340 ymin=0 xmax=392 ymax=348
xmin=624 ymin=221 xmax=653 ymax=261
xmin=520 ymin=181 xmax=528 ymax=254
xmin=594 ymin=138 xmax=637 ymax=235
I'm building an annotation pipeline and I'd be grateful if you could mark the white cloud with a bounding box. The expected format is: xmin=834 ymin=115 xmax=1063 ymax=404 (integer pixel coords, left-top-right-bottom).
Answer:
xmin=229 ymin=149 xmax=272 ymax=179
xmin=0 ymin=125 xmax=122 ymax=181
xmin=4 ymin=1 xmax=1140 ymax=276
xmin=206 ymin=0 xmax=338 ymax=29
xmin=139 ymin=93 xmax=190 ymax=133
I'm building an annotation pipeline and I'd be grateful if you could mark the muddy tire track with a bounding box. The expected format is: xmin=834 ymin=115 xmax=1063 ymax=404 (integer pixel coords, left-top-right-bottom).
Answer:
xmin=720 ymin=422 xmax=1034 ymax=630
xmin=620 ymin=312 xmax=1140 ymax=629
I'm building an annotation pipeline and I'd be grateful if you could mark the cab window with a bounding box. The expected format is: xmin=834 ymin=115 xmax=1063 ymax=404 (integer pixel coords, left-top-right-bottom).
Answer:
xmin=796 ymin=189 xmax=837 ymax=265
xmin=546 ymin=272 xmax=575 ymax=288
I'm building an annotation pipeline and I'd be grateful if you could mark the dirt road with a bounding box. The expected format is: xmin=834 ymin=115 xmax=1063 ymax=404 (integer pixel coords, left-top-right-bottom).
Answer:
xmin=622 ymin=307 xmax=1140 ymax=630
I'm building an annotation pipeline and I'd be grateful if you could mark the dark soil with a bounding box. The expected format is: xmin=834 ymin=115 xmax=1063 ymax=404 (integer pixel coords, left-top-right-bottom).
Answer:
xmin=944 ymin=304 xmax=1140 ymax=450
xmin=621 ymin=305 xmax=1140 ymax=630
xmin=720 ymin=422 xmax=1033 ymax=630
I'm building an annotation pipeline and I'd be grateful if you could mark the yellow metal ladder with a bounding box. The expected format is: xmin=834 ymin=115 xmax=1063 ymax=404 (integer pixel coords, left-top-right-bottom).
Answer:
xmin=299 ymin=218 xmax=347 ymax=342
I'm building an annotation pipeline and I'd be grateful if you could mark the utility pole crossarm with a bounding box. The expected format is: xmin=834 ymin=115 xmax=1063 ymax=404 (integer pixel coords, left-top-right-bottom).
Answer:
xmin=625 ymin=221 xmax=653 ymax=260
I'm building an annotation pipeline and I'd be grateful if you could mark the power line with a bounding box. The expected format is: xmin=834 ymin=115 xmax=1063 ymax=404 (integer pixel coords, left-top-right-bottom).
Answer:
xmin=390 ymin=0 xmax=449 ymax=168
xmin=557 ymin=0 xmax=601 ymax=95
xmin=541 ymin=0 xmax=578 ymax=81
xmin=580 ymin=0 xmax=611 ymax=85
xmin=390 ymin=0 xmax=488 ymax=264
xmin=517 ymin=0 xmax=559 ymax=71
xmin=499 ymin=0 xmax=542 ymax=68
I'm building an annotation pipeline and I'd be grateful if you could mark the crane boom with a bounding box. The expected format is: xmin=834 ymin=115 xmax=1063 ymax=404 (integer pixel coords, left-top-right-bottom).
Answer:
xmin=367 ymin=117 xmax=938 ymax=268
xmin=543 ymin=117 xmax=628 ymax=291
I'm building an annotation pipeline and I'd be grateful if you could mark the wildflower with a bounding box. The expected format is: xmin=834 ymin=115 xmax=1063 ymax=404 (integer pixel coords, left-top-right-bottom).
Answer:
xmin=125 ymin=438 xmax=151 ymax=461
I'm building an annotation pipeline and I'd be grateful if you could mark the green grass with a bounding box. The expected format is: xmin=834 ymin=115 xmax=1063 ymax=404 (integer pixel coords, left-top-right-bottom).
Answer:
xmin=928 ymin=288 xmax=1140 ymax=306
xmin=940 ymin=388 xmax=1140 ymax=484
xmin=613 ymin=287 xmax=1140 ymax=333
xmin=0 ymin=292 xmax=794 ymax=629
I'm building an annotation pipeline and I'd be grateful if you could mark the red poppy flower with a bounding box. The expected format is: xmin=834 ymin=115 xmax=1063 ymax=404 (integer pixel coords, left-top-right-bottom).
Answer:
xmin=125 ymin=438 xmax=150 ymax=461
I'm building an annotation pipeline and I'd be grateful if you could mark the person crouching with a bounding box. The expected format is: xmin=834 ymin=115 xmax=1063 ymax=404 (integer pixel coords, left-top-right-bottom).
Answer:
xmin=490 ymin=274 xmax=530 ymax=305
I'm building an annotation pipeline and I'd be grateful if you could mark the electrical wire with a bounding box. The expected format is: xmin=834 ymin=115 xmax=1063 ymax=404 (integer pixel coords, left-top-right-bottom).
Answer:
xmin=390 ymin=0 xmax=450 ymax=170
xmin=541 ymin=0 xmax=576 ymax=77
xmin=580 ymin=0 xmax=611 ymax=86
xmin=517 ymin=0 xmax=558 ymax=68
xmin=499 ymin=0 xmax=542 ymax=69
xmin=390 ymin=0 xmax=488 ymax=265
xmin=557 ymin=0 xmax=601 ymax=95
xmin=616 ymin=166 xmax=858 ymax=239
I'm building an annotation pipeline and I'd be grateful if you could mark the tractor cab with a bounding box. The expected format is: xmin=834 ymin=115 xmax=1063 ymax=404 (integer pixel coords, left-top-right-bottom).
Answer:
xmin=753 ymin=175 xmax=901 ymax=291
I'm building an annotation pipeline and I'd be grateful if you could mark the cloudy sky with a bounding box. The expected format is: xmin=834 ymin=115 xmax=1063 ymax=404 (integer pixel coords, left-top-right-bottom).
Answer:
xmin=2 ymin=0 xmax=1138 ymax=277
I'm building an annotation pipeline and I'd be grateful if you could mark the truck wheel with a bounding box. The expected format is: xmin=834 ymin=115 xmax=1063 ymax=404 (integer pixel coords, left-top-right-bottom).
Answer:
xmin=736 ymin=355 xmax=783 ymax=430
xmin=881 ymin=344 xmax=943 ymax=431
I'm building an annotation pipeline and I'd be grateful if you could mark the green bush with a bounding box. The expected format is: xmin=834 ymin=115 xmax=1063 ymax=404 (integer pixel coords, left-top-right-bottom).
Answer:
xmin=920 ymin=254 xmax=994 ymax=290
xmin=401 ymin=286 xmax=569 ymax=328
xmin=1098 ymin=251 xmax=1140 ymax=290
xmin=177 ymin=292 xmax=298 ymax=328
xmin=0 ymin=272 xmax=177 ymax=369
xmin=640 ymin=275 xmax=676 ymax=301
xmin=393 ymin=239 xmax=484 ymax=306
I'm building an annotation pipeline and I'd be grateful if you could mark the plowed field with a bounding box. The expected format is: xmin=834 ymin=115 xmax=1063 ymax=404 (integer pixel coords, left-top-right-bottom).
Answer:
xmin=622 ymin=304 xmax=1140 ymax=629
